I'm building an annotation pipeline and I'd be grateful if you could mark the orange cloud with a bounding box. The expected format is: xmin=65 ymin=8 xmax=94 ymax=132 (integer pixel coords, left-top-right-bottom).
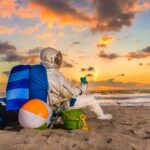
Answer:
xmin=125 ymin=45 xmax=150 ymax=60
xmin=21 ymin=24 xmax=40 ymax=34
xmin=97 ymin=35 xmax=113 ymax=47
xmin=126 ymin=52 xmax=150 ymax=60
xmin=14 ymin=1 xmax=91 ymax=29
xmin=15 ymin=5 xmax=40 ymax=19
xmin=0 ymin=0 xmax=16 ymax=18
xmin=23 ymin=54 xmax=40 ymax=64
xmin=35 ymin=31 xmax=63 ymax=40
xmin=0 ymin=25 xmax=15 ymax=34
xmin=1 ymin=0 xmax=150 ymax=33
xmin=10 ymin=0 xmax=149 ymax=33
xmin=36 ymin=33 xmax=50 ymax=39
xmin=31 ymin=3 xmax=91 ymax=27
xmin=131 ymin=2 xmax=150 ymax=12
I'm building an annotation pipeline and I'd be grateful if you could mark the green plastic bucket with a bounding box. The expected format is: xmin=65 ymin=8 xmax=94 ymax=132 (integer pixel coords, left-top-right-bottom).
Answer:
xmin=61 ymin=109 xmax=84 ymax=130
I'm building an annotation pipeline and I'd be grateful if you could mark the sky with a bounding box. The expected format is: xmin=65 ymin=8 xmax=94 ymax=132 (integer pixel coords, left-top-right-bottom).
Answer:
xmin=0 ymin=0 xmax=150 ymax=92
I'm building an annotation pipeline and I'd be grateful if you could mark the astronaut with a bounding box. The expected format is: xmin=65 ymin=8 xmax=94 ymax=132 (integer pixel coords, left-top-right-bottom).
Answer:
xmin=40 ymin=47 xmax=112 ymax=120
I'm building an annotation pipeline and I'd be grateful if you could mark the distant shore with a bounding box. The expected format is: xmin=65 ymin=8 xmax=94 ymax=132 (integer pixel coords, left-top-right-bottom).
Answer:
xmin=1 ymin=89 xmax=150 ymax=97
xmin=89 ymin=89 xmax=150 ymax=94
xmin=0 ymin=106 xmax=150 ymax=150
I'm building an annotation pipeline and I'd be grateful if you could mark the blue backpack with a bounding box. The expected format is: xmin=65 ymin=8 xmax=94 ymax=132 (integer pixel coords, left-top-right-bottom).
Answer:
xmin=29 ymin=64 xmax=49 ymax=103
xmin=6 ymin=64 xmax=49 ymax=111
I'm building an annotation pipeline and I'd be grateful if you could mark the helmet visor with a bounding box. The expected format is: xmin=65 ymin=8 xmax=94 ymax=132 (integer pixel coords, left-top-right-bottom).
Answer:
xmin=55 ymin=52 xmax=62 ymax=68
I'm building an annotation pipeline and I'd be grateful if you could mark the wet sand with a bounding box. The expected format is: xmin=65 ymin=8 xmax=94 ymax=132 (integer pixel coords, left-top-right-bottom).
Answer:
xmin=0 ymin=106 xmax=150 ymax=150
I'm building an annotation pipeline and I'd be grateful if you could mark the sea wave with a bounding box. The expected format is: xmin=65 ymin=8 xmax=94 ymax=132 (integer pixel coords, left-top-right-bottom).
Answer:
xmin=94 ymin=93 xmax=150 ymax=106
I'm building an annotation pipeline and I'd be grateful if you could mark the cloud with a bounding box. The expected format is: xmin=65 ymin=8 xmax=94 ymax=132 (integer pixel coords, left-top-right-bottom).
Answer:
xmin=0 ymin=41 xmax=16 ymax=54
xmin=92 ymin=0 xmax=137 ymax=32
xmin=36 ymin=33 xmax=51 ymax=39
xmin=62 ymin=60 xmax=73 ymax=68
xmin=126 ymin=52 xmax=149 ymax=60
xmin=78 ymin=55 xmax=89 ymax=59
xmin=21 ymin=24 xmax=40 ymax=35
xmin=29 ymin=0 xmax=91 ymax=27
xmin=126 ymin=45 xmax=150 ymax=60
xmin=88 ymin=79 xmax=150 ymax=90
xmin=32 ymin=0 xmax=90 ymax=20
xmin=98 ymin=51 xmax=119 ymax=60
xmin=81 ymin=66 xmax=95 ymax=72
xmin=25 ymin=48 xmax=41 ymax=64
xmin=1 ymin=52 xmax=26 ymax=62
xmin=89 ymin=78 xmax=137 ymax=87
xmin=96 ymin=44 xmax=106 ymax=48
xmin=0 ymin=25 xmax=16 ymax=34
xmin=0 ymin=41 xmax=25 ymax=62
xmin=0 ymin=0 xmax=147 ymax=35
xmin=117 ymin=73 xmax=125 ymax=77
xmin=24 ymin=54 xmax=40 ymax=64
xmin=88 ymin=66 xmax=95 ymax=71
xmin=2 ymin=52 xmax=40 ymax=64
xmin=139 ymin=63 xmax=143 ymax=66
xmin=1 ymin=0 xmax=150 ymax=33
xmin=81 ymin=68 xmax=86 ymax=72
xmin=15 ymin=4 xmax=40 ymax=19
xmin=27 ymin=47 xmax=43 ymax=54
xmin=141 ymin=46 xmax=150 ymax=53
xmin=72 ymin=41 xmax=81 ymax=45
xmin=0 ymin=41 xmax=40 ymax=64
xmin=131 ymin=1 xmax=150 ymax=12
xmin=71 ymin=41 xmax=81 ymax=47
xmin=0 ymin=0 xmax=16 ymax=18
xmin=97 ymin=35 xmax=113 ymax=47
xmin=30 ymin=0 xmax=148 ymax=32
xmin=85 ymin=73 xmax=93 ymax=77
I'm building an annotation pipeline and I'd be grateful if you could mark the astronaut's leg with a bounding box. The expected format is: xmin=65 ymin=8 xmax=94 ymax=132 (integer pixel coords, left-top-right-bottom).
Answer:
xmin=70 ymin=95 xmax=112 ymax=120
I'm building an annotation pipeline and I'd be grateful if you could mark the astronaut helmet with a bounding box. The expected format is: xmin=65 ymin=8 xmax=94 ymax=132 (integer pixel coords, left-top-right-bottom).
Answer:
xmin=40 ymin=47 xmax=62 ymax=69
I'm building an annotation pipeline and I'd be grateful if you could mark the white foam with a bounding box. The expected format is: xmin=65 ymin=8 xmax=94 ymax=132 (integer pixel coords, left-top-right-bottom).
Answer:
xmin=94 ymin=93 xmax=150 ymax=106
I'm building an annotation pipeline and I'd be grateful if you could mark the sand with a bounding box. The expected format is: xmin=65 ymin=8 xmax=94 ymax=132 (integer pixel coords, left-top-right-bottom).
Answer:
xmin=0 ymin=106 xmax=150 ymax=150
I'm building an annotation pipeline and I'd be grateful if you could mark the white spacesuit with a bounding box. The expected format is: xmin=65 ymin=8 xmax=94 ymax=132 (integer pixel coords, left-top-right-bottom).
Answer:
xmin=40 ymin=47 xmax=112 ymax=120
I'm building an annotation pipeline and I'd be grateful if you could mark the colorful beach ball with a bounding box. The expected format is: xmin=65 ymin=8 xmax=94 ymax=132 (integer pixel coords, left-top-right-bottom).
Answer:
xmin=19 ymin=99 xmax=52 ymax=129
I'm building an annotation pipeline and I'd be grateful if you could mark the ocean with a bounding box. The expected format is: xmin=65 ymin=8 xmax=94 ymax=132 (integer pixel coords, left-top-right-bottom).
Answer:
xmin=1 ymin=92 xmax=150 ymax=106
xmin=94 ymin=93 xmax=150 ymax=106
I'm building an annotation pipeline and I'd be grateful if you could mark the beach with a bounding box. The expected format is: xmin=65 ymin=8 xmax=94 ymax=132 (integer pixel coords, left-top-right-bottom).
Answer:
xmin=0 ymin=106 xmax=150 ymax=150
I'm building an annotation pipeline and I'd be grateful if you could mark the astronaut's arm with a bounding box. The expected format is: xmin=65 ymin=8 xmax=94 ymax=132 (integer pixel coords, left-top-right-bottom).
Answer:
xmin=60 ymin=76 xmax=82 ymax=98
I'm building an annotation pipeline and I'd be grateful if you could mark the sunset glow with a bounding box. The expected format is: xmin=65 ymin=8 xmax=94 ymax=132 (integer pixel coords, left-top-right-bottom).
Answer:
xmin=0 ymin=0 xmax=150 ymax=92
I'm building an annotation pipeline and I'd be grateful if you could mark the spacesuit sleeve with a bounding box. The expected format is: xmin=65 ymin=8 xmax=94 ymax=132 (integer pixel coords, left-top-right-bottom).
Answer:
xmin=59 ymin=74 xmax=82 ymax=98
